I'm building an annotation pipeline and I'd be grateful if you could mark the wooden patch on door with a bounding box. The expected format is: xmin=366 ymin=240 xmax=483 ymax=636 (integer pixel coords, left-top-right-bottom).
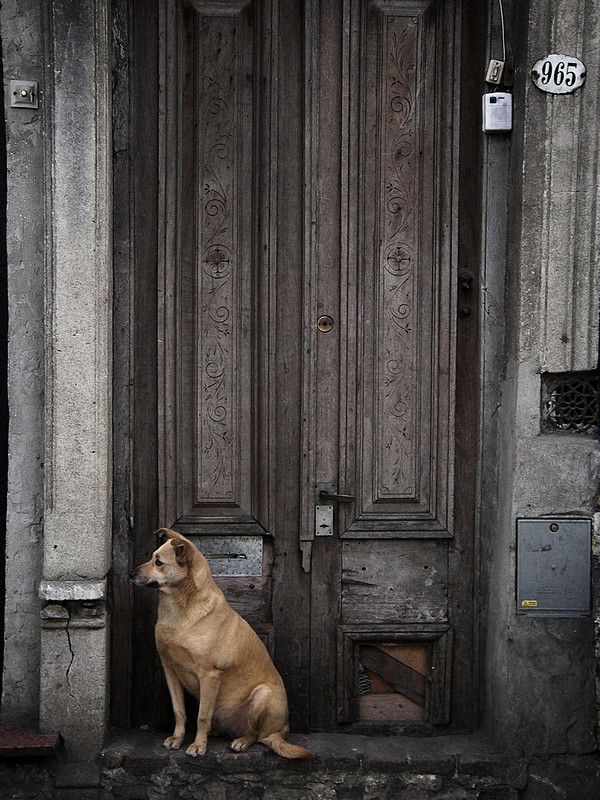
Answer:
xmin=342 ymin=540 xmax=448 ymax=624
xmin=358 ymin=643 xmax=427 ymax=722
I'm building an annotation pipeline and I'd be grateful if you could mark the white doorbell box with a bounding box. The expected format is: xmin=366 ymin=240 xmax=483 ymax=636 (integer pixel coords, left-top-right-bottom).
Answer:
xmin=482 ymin=92 xmax=512 ymax=132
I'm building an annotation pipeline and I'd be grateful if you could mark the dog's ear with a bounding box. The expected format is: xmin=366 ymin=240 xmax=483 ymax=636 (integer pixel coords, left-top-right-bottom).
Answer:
xmin=155 ymin=528 xmax=170 ymax=547
xmin=156 ymin=527 xmax=179 ymax=547
xmin=171 ymin=539 xmax=189 ymax=564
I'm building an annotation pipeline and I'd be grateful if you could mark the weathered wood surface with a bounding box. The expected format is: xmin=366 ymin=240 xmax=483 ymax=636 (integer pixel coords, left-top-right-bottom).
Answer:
xmin=122 ymin=0 xmax=482 ymax=735
xmin=342 ymin=540 xmax=448 ymax=624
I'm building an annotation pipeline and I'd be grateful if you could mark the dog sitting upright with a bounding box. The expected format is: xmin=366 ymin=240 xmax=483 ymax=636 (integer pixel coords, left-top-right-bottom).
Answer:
xmin=130 ymin=528 xmax=312 ymax=759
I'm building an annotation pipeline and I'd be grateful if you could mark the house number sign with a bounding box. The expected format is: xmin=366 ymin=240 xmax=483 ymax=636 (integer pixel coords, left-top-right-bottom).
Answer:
xmin=531 ymin=54 xmax=586 ymax=94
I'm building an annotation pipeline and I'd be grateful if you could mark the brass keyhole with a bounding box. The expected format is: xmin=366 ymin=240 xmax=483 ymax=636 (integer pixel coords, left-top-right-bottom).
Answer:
xmin=317 ymin=315 xmax=334 ymax=333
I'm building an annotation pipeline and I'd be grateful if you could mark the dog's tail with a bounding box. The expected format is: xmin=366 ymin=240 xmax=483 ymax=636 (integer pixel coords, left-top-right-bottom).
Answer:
xmin=261 ymin=731 xmax=313 ymax=760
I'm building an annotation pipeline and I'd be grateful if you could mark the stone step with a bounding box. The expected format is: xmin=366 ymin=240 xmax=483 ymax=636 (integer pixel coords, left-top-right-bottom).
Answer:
xmin=99 ymin=729 xmax=527 ymax=799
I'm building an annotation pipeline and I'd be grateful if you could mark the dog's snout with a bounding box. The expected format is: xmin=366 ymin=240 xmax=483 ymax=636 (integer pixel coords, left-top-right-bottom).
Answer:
xmin=129 ymin=569 xmax=138 ymax=580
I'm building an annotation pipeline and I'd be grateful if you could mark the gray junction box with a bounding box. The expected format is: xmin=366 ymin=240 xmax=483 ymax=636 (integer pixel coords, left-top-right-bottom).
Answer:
xmin=516 ymin=518 xmax=591 ymax=617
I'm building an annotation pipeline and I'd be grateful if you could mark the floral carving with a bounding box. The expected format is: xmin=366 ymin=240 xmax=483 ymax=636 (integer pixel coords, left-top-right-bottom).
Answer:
xmin=203 ymin=246 xmax=232 ymax=280
xmin=385 ymin=245 xmax=411 ymax=276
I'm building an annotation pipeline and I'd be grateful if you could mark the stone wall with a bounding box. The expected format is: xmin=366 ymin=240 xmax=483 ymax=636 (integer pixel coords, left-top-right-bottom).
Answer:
xmin=1 ymin=0 xmax=46 ymax=728
xmin=483 ymin=0 xmax=600 ymax=756
xmin=1 ymin=0 xmax=113 ymax=758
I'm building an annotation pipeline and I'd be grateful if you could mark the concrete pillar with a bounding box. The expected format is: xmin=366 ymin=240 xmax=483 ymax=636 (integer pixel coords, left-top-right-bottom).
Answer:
xmin=39 ymin=0 xmax=112 ymax=758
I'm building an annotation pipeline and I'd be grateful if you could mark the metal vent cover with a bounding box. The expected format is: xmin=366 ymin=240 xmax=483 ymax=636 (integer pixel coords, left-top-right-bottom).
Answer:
xmin=542 ymin=371 xmax=599 ymax=434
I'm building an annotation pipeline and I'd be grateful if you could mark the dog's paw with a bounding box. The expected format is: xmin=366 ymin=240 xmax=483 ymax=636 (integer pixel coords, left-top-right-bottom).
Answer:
xmin=163 ymin=735 xmax=183 ymax=750
xmin=185 ymin=742 xmax=207 ymax=757
xmin=231 ymin=735 xmax=256 ymax=753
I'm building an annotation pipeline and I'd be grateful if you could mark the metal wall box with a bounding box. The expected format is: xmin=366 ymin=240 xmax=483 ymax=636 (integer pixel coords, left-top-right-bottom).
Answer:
xmin=190 ymin=535 xmax=262 ymax=577
xmin=516 ymin=518 xmax=591 ymax=617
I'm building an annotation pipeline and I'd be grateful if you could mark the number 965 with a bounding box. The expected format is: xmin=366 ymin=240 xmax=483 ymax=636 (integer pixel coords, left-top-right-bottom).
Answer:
xmin=532 ymin=55 xmax=585 ymax=94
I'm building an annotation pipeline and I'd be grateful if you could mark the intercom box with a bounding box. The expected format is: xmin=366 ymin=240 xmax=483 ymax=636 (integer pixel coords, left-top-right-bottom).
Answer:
xmin=482 ymin=92 xmax=512 ymax=132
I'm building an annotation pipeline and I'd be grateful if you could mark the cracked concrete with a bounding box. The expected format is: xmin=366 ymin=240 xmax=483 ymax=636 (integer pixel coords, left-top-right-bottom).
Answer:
xmin=64 ymin=618 xmax=80 ymax=709
xmin=40 ymin=618 xmax=110 ymax=760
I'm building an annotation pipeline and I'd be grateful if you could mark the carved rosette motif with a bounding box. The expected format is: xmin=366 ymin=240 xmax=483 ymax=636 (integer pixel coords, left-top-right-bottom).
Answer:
xmin=379 ymin=16 xmax=418 ymax=499
xmin=198 ymin=18 xmax=238 ymax=501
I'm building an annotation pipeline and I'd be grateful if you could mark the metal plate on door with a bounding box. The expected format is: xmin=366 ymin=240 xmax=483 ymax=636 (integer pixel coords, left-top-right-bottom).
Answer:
xmin=315 ymin=504 xmax=334 ymax=536
xmin=190 ymin=536 xmax=263 ymax=577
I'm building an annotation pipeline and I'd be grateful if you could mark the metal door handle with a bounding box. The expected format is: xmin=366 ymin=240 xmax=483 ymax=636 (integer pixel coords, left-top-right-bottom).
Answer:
xmin=314 ymin=483 xmax=355 ymax=539
xmin=318 ymin=490 xmax=355 ymax=503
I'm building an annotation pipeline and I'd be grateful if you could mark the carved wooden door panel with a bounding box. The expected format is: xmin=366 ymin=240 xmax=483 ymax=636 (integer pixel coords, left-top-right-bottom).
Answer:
xmin=299 ymin=0 xmax=480 ymax=732
xmin=129 ymin=0 xmax=481 ymax=732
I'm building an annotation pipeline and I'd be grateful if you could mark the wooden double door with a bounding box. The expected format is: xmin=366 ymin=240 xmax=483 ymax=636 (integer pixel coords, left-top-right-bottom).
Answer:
xmin=122 ymin=0 xmax=483 ymax=734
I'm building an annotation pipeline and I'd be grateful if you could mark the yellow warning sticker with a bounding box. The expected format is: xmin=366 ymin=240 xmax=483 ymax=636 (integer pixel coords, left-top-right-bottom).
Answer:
xmin=521 ymin=600 xmax=538 ymax=608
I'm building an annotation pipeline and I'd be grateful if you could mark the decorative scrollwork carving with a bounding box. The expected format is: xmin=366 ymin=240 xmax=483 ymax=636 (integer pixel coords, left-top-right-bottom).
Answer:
xmin=198 ymin=16 xmax=239 ymax=501
xmin=378 ymin=15 xmax=418 ymax=499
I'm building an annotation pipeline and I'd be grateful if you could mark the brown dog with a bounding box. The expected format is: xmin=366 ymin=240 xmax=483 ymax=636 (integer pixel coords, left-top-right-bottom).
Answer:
xmin=130 ymin=528 xmax=312 ymax=759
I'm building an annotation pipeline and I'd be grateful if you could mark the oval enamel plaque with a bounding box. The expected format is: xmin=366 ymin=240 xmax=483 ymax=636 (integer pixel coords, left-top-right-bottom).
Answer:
xmin=531 ymin=54 xmax=586 ymax=94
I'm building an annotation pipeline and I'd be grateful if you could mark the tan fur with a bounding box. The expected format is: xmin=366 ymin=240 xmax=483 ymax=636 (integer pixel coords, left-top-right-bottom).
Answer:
xmin=130 ymin=528 xmax=312 ymax=760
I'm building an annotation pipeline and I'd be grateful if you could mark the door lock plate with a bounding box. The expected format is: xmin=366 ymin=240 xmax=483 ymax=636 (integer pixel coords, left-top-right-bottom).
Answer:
xmin=315 ymin=504 xmax=334 ymax=536
xmin=317 ymin=315 xmax=334 ymax=333
xmin=315 ymin=482 xmax=336 ymax=536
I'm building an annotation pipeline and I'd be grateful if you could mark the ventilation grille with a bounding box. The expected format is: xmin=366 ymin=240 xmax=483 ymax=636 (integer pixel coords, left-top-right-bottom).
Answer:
xmin=542 ymin=372 xmax=599 ymax=434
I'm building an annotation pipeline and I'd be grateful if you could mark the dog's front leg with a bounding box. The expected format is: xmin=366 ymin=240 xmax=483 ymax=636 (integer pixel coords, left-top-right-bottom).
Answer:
xmin=162 ymin=662 xmax=187 ymax=750
xmin=187 ymin=668 xmax=221 ymax=757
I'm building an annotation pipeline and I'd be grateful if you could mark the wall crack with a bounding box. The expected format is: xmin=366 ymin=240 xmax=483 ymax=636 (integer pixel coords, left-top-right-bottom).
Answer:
xmin=64 ymin=614 xmax=82 ymax=710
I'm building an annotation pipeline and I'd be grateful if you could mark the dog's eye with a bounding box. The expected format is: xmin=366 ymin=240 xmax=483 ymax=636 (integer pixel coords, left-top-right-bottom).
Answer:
xmin=155 ymin=558 xmax=163 ymax=567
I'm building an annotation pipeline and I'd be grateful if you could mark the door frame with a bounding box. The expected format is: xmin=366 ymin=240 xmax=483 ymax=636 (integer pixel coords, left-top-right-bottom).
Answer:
xmin=110 ymin=0 xmax=485 ymax=733
xmin=452 ymin=0 xmax=485 ymax=728
xmin=111 ymin=0 xmax=162 ymax=728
